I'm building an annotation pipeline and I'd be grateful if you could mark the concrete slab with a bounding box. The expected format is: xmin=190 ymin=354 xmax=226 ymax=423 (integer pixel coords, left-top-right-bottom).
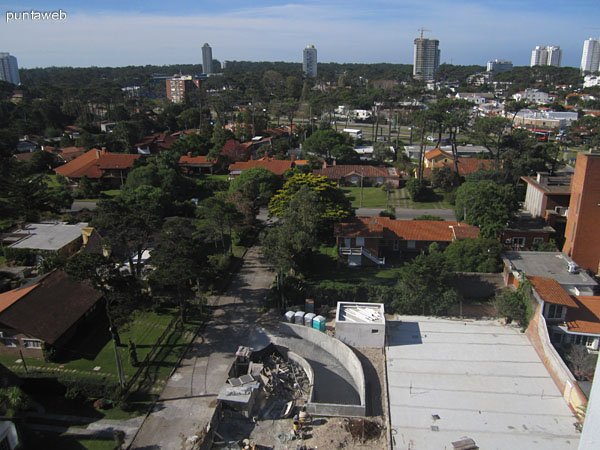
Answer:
xmin=386 ymin=316 xmax=580 ymax=450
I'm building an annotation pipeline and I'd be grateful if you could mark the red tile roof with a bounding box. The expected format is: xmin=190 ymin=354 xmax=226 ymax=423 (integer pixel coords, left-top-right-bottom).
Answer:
xmin=0 ymin=284 xmax=39 ymax=314
xmin=179 ymin=155 xmax=213 ymax=165
xmin=566 ymin=296 xmax=600 ymax=335
xmin=425 ymin=148 xmax=452 ymax=160
xmin=420 ymin=158 xmax=496 ymax=178
xmin=314 ymin=165 xmax=399 ymax=180
xmin=335 ymin=217 xmax=479 ymax=242
xmin=54 ymin=149 xmax=140 ymax=179
xmin=229 ymin=157 xmax=294 ymax=175
xmin=528 ymin=276 xmax=579 ymax=308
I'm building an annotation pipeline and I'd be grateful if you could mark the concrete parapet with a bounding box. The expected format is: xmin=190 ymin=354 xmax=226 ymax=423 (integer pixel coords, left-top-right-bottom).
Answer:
xmin=526 ymin=303 xmax=588 ymax=412
xmin=278 ymin=322 xmax=366 ymax=417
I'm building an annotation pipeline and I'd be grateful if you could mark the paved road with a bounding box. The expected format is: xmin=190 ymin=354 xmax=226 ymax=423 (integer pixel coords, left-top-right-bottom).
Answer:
xmin=355 ymin=208 xmax=456 ymax=220
xmin=130 ymin=245 xmax=276 ymax=449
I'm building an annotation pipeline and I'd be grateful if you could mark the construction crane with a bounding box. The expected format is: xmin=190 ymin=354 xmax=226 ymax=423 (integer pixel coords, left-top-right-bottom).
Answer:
xmin=417 ymin=27 xmax=431 ymax=40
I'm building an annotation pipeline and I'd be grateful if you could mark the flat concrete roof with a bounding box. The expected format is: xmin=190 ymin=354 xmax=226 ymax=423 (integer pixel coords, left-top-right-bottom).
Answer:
xmin=504 ymin=251 xmax=597 ymax=288
xmin=8 ymin=222 xmax=87 ymax=251
xmin=337 ymin=302 xmax=385 ymax=324
xmin=386 ymin=316 xmax=580 ymax=450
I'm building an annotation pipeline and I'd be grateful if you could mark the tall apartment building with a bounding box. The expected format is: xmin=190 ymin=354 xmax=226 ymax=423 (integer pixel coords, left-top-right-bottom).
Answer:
xmin=303 ymin=45 xmax=317 ymax=78
xmin=530 ymin=46 xmax=562 ymax=67
xmin=202 ymin=43 xmax=213 ymax=75
xmin=0 ymin=52 xmax=20 ymax=84
xmin=413 ymin=38 xmax=440 ymax=81
xmin=581 ymin=38 xmax=600 ymax=73
xmin=563 ymin=152 xmax=600 ymax=274
xmin=486 ymin=59 xmax=513 ymax=73
xmin=166 ymin=75 xmax=200 ymax=103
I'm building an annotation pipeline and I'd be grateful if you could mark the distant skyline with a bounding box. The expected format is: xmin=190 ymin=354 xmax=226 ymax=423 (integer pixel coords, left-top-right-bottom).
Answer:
xmin=1 ymin=0 xmax=599 ymax=69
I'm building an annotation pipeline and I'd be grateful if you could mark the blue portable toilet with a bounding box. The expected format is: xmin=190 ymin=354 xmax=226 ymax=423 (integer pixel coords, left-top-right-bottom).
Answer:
xmin=313 ymin=315 xmax=326 ymax=332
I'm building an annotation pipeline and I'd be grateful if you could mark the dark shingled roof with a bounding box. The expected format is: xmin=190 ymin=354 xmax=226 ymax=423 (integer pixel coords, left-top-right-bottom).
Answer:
xmin=0 ymin=270 xmax=102 ymax=345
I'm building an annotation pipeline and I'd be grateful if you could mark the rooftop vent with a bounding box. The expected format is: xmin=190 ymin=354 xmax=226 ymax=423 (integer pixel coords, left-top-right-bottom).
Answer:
xmin=568 ymin=262 xmax=579 ymax=274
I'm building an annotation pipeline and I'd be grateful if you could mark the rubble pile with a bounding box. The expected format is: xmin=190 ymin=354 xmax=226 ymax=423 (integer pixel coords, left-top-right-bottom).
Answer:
xmin=344 ymin=418 xmax=383 ymax=443
xmin=259 ymin=352 xmax=310 ymax=402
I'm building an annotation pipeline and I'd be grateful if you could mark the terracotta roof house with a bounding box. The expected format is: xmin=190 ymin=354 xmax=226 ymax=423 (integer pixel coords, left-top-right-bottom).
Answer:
xmin=334 ymin=217 xmax=479 ymax=266
xmin=178 ymin=153 xmax=215 ymax=174
xmin=221 ymin=139 xmax=253 ymax=163
xmin=527 ymin=275 xmax=600 ymax=354
xmin=228 ymin=156 xmax=295 ymax=178
xmin=54 ymin=148 xmax=140 ymax=187
xmin=0 ymin=270 xmax=103 ymax=357
xmin=314 ymin=164 xmax=400 ymax=187
xmin=418 ymin=149 xmax=496 ymax=178
xmin=135 ymin=133 xmax=178 ymax=155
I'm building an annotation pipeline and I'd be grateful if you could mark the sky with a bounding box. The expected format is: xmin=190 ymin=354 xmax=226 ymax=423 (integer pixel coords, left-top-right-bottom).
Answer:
xmin=1 ymin=0 xmax=599 ymax=69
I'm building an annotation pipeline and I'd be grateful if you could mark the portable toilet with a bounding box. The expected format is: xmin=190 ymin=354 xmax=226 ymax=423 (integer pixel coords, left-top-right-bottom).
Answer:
xmin=304 ymin=312 xmax=316 ymax=327
xmin=284 ymin=311 xmax=295 ymax=323
xmin=305 ymin=299 xmax=315 ymax=314
xmin=313 ymin=315 xmax=326 ymax=332
xmin=294 ymin=311 xmax=305 ymax=325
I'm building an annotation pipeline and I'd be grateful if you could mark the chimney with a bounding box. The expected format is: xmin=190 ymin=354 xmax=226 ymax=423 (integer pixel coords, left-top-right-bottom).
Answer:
xmin=96 ymin=150 xmax=101 ymax=159
xmin=290 ymin=154 xmax=295 ymax=162
xmin=187 ymin=152 xmax=192 ymax=158
xmin=536 ymin=172 xmax=549 ymax=185
xmin=333 ymin=159 xmax=337 ymax=166
xmin=322 ymin=160 xmax=327 ymax=169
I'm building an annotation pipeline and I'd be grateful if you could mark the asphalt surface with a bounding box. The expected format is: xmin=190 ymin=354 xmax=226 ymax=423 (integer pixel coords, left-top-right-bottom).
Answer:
xmin=130 ymin=245 xmax=276 ymax=449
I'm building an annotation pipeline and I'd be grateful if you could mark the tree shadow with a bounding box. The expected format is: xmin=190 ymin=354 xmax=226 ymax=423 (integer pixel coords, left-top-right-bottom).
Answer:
xmin=54 ymin=317 xmax=111 ymax=363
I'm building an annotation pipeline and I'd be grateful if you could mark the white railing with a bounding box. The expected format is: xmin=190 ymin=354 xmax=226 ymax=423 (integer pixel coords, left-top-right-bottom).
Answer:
xmin=339 ymin=247 xmax=385 ymax=265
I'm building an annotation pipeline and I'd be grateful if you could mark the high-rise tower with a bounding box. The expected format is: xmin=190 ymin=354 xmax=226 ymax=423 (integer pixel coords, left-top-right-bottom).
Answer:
xmin=202 ymin=43 xmax=213 ymax=75
xmin=303 ymin=45 xmax=317 ymax=78
xmin=0 ymin=52 xmax=20 ymax=85
xmin=581 ymin=38 xmax=600 ymax=73
xmin=413 ymin=32 xmax=440 ymax=81
xmin=530 ymin=46 xmax=562 ymax=67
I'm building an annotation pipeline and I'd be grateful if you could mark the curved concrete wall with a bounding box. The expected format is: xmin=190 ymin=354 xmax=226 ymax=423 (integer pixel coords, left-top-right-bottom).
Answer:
xmin=279 ymin=322 xmax=366 ymax=417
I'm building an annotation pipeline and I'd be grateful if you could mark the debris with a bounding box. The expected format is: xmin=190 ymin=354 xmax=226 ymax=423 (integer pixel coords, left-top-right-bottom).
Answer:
xmin=282 ymin=400 xmax=295 ymax=418
xmin=452 ymin=437 xmax=479 ymax=450
xmin=344 ymin=418 xmax=383 ymax=443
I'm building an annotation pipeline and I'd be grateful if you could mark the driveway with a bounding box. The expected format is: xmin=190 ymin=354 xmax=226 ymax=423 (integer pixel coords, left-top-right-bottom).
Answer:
xmin=130 ymin=245 xmax=276 ymax=449
xmin=386 ymin=316 xmax=580 ymax=450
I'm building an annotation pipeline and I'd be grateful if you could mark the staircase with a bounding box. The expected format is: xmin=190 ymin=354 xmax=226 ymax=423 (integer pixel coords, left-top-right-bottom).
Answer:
xmin=340 ymin=247 xmax=385 ymax=265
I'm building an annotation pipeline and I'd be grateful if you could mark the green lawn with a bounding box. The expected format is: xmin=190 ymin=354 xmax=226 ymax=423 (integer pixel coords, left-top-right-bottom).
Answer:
xmin=343 ymin=187 xmax=390 ymax=208
xmin=203 ymin=174 xmax=229 ymax=182
xmin=0 ymin=309 xmax=189 ymax=382
xmin=343 ymin=186 xmax=454 ymax=210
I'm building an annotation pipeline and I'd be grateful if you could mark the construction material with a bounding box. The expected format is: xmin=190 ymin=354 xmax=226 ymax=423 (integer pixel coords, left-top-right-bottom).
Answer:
xmin=344 ymin=418 xmax=383 ymax=443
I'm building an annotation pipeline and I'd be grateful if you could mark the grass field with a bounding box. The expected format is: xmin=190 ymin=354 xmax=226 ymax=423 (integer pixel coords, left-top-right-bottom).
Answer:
xmin=343 ymin=186 xmax=454 ymax=210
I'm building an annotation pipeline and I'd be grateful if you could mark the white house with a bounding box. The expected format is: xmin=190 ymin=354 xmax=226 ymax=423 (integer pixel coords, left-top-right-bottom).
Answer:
xmin=512 ymin=88 xmax=549 ymax=104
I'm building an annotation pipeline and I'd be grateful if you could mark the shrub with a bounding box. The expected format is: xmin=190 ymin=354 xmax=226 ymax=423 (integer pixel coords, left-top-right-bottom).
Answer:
xmin=406 ymin=178 xmax=433 ymax=202
xmin=493 ymin=283 xmax=533 ymax=330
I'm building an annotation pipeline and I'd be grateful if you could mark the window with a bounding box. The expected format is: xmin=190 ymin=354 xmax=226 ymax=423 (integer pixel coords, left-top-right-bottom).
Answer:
xmin=576 ymin=193 xmax=581 ymax=215
xmin=407 ymin=240 xmax=416 ymax=249
xmin=371 ymin=329 xmax=379 ymax=334
xmin=393 ymin=240 xmax=399 ymax=251
xmin=2 ymin=338 xmax=18 ymax=347
xmin=356 ymin=237 xmax=365 ymax=246
xmin=23 ymin=339 xmax=42 ymax=349
xmin=574 ymin=335 xmax=590 ymax=346
xmin=512 ymin=237 xmax=525 ymax=247
xmin=532 ymin=237 xmax=544 ymax=245
xmin=547 ymin=304 xmax=563 ymax=319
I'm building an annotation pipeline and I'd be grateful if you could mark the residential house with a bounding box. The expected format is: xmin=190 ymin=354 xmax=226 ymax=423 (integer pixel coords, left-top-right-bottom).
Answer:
xmin=335 ymin=217 xmax=479 ymax=266
xmin=1 ymin=222 xmax=89 ymax=260
xmin=44 ymin=146 xmax=86 ymax=163
xmin=314 ymin=163 xmax=400 ymax=187
xmin=512 ymin=89 xmax=550 ymax=104
xmin=135 ymin=133 xmax=178 ymax=155
xmin=418 ymin=148 xmax=496 ymax=179
xmin=521 ymin=172 xmax=572 ymax=218
xmin=222 ymin=139 xmax=253 ymax=163
xmin=54 ymin=148 xmax=140 ymax=187
xmin=563 ymin=152 xmax=600 ymax=274
xmin=528 ymin=275 xmax=600 ymax=354
xmin=0 ymin=270 xmax=103 ymax=357
xmin=501 ymin=215 xmax=556 ymax=250
xmin=178 ymin=153 xmax=215 ymax=174
xmin=228 ymin=155 xmax=295 ymax=178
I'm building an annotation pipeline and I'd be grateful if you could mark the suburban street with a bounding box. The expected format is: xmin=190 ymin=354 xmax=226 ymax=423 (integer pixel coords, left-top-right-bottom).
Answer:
xmin=130 ymin=244 xmax=276 ymax=449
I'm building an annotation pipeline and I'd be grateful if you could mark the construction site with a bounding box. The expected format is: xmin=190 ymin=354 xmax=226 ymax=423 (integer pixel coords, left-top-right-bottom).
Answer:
xmin=207 ymin=303 xmax=390 ymax=450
